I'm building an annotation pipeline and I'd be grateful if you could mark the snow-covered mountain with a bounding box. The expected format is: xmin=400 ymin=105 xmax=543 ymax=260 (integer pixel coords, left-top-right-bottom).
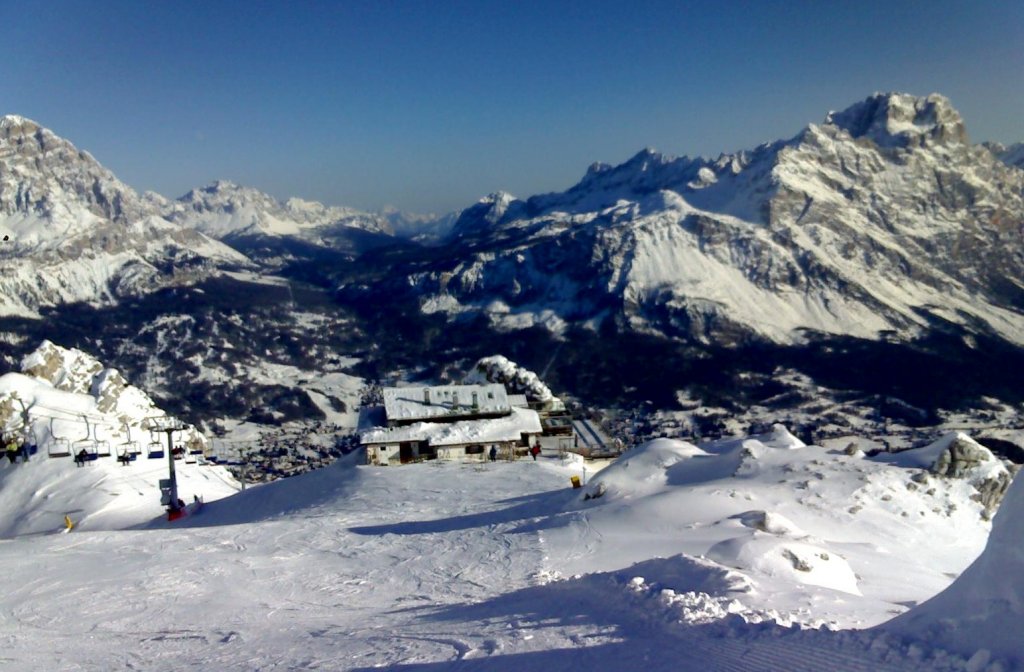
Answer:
xmin=169 ymin=180 xmax=390 ymax=240
xmin=0 ymin=115 xmax=249 ymax=317
xmin=388 ymin=93 xmax=1024 ymax=346
xmin=986 ymin=141 xmax=1024 ymax=171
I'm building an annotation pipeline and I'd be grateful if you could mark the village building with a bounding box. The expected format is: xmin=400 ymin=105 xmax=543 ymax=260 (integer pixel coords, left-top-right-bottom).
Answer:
xmin=361 ymin=384 xmax=543 ymax=465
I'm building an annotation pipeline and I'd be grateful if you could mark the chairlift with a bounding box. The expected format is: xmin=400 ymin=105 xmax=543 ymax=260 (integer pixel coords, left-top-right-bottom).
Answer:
xmin=116 ymin=445 xmax=137 ymax=465
xmin=47 ymin=417 xmax=72 ymax=457
xmin=120 ymin=423 xmax=141 ymax=455
xmin=95 ymin=439 xmax=112 ymax=457
xmin=72 ymin=439 xmax=98 ymax=461
xmin=147 ymin=429 xmax=164 ymax=459
xmin=71 ymin=415 xmax=102 ymax=461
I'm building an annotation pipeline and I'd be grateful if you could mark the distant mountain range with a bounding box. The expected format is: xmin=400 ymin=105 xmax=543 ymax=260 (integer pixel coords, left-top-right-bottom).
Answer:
xmin=376 ymin=93 xmax=1024 ymax=347
xmin=1 ymin=92 xmax=1022 ymax=429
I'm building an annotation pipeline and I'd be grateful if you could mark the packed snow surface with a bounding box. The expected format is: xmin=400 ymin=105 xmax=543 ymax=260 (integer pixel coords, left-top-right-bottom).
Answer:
xmin=0 ymin=421 xmax=1017 ymax=670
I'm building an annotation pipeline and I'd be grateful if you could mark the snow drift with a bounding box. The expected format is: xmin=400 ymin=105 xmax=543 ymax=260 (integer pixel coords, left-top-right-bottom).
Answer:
xmin=884 ymin=473 xmax=1023 ymax=666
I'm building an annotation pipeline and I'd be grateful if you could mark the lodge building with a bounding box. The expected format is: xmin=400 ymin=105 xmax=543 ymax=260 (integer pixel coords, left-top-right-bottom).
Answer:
xmin=360 ymin=384 xmax=543 ymax=465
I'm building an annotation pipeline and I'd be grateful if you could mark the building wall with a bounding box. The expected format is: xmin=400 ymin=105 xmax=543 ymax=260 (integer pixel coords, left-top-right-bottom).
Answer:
xmin=365 ymin=444 xmax=399 ymax=466
xmin=365 ymin=437 xmax=539 ymax=465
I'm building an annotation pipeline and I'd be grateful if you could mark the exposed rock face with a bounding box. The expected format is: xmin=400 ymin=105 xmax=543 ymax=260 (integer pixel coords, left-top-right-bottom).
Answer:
xmin=823 ymin=93 xmax=968 ymax=148
xmin=0 ymin=115 xmax=153 ymax=225
xmin=390 ymin=93 xmax=1024 ymax=346
xmin=930 ymin=435 xmax=1016 ymax=519
xmin=932 ymin=436 xmax=997 ymax=478
xmin=5 ymin=340 xmax=207 ymax=450
xmin=21 ymin=340 xmax=103 ymax=393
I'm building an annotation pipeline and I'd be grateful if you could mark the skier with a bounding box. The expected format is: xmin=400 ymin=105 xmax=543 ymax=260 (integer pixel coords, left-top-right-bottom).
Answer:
xmin=75 ymin=448 xmax=88 ymax=467
xmin=488 ymin=445 xmax=497 ymax=462
xmin=530 ymin=443 xmax=541 ymax=461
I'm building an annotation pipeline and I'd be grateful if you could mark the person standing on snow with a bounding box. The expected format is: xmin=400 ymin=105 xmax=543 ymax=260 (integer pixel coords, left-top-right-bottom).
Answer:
xmin=489 ymin=445 xmax=497 ymax=462
xmin=530 ymin=443 xmax=541 ymax=461
xmin=5 ymin=436 xmax=19 ymax=464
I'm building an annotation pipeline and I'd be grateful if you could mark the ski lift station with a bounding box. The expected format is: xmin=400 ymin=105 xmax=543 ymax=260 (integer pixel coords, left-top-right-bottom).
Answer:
xmin=360 ymin=384 xmax=544 ymax=465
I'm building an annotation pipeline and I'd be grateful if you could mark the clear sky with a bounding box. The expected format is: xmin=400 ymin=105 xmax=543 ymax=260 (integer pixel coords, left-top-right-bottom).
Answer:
xmin=3 ymin=1 xmax=1022 ymax=214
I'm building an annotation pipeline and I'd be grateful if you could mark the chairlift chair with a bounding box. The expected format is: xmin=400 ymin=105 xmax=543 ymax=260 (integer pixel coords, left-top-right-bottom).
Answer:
xmin=72 ymin=439 xmax=98 ymax=461
xmin=48 ymin=437 xmax=72 ymax=458
xmin=94 ymin=440 xmax=112 ymax=457
xmin=116 ymin=445 xmax=137 ymax=465
xmin=120 ymin=424 xmax=142 ymax=456
xmin=147 ymin=430 xmax=164 ymax=459
xmin=71 ymin=415 xmax=99 ymax=461
xmin=47 ymin=418 xmax=72 ymax=457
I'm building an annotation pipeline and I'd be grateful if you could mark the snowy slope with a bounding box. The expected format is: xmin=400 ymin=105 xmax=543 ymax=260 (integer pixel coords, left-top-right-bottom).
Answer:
xmin=396 ymin=93 xmax=1024 ymax=346
xmin=0 ymin=115 xmax=248 ymax=317
xmin=550 ymin=426 xmax=1011 ymax=629
xmin=0 ymin=432 xmax=1014 ymax=670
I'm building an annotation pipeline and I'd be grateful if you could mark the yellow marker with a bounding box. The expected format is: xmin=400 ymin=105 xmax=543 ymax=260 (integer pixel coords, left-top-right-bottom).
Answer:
xmin=64 ymin=515 xmax=74 ymax=531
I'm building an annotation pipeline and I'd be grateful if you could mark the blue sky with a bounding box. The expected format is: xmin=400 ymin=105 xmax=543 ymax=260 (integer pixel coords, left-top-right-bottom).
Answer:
xmin=3 ymin=1 xmax=1022 ymax=213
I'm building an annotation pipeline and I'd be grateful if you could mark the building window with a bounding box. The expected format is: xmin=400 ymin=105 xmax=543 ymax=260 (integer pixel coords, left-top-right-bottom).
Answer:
xmin=465 ymin=445 xmax=484 ymax=455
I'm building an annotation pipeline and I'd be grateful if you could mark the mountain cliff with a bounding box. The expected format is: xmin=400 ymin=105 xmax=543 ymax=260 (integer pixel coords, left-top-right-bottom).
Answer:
xmin=0 ymin=115 xmax=248 ymax=317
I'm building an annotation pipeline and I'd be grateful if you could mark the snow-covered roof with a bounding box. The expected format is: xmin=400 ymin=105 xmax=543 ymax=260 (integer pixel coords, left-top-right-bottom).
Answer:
xmin=362 ymin=406 xmax=541 ymax=447
xmin=382 ymin=384 xmax=510 ymax=423
xmin=507 ymin=394 xmax=529 ymax=408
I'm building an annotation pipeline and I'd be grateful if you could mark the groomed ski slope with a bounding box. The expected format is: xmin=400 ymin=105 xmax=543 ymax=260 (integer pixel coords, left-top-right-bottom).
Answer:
xmin=0 ymin=439 xmax=1016 ymax=671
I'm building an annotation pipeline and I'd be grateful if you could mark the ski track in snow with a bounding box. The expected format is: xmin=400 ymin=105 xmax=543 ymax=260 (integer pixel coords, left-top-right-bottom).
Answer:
xmin=0 ymin=457 xmax=1007 ymax=671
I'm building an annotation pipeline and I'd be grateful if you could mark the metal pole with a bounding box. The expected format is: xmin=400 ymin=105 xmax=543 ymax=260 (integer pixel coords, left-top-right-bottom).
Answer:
xmin=165 ymin=429 xmax=179 ymax=511
xmin=16 ymin=398 xmax=30 ymax=462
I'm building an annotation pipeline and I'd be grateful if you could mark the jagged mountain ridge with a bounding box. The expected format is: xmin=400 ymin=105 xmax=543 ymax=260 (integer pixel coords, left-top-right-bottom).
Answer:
xmin=170 ymin=180 xmax=387 ymax=238
xmin=391 ymin=93 xmax=1024 ymax=346
xmin=0 ymin=115 xmax=451 ymax=316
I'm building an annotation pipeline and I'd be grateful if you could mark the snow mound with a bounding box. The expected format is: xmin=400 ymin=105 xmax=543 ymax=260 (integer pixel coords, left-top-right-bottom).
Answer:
xmin=884 ymin=473 xmax=1024 ymax=666
xmin=734 ymin=510 xmax=804 ymax=536
xmin=702 ymin=423 xmax=806 ymax=453
xmin=709 ymin=535 xmax=861 ymax=596
xmin=581 ymin=437 xmax=708 ymax=499
xmin=761 ymin=423 xmax=806 ymax=450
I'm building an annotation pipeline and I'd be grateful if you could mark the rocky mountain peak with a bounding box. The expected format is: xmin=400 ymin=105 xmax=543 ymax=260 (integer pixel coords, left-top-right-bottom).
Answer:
xmin=0 ymin=114 xmax=153 ymax=227
xmin=0 ymin=114 xmax=40 ymax=135
xmin=823 ymin=92 xmax=968 ymax=148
